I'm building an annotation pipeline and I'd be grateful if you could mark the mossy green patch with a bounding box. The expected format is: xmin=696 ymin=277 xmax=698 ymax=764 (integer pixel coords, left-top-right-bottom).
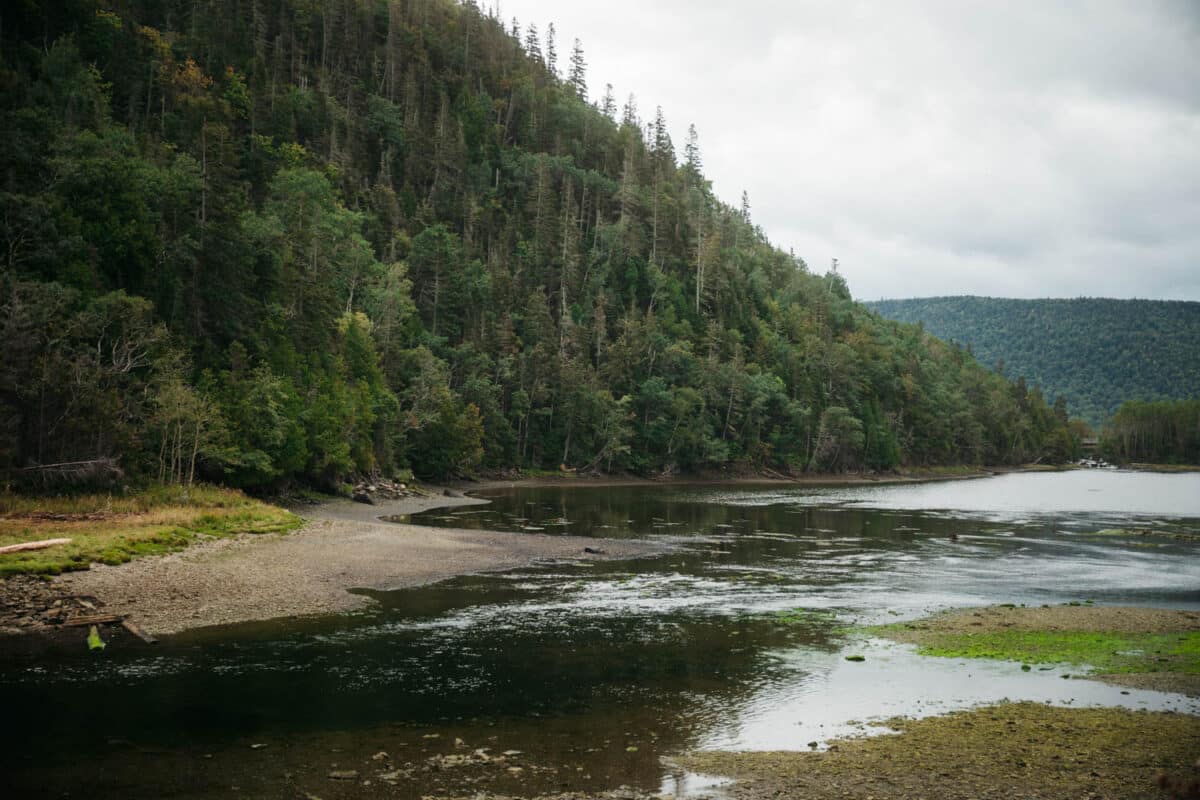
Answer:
xmin=0 ymin=486 xmax=302 ymax=576
xmin=872 ymin=625 xmax=1200 ymax=676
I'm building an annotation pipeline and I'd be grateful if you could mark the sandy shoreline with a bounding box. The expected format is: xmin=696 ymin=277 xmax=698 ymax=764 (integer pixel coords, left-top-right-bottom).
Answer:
xmin=53 ymin=489 xmax=663 ymax=636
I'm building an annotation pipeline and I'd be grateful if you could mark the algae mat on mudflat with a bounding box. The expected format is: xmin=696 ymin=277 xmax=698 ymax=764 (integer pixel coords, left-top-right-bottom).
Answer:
xmin=872 ymin=605 xmax=1200 ymax=696
xmin=681 ymin=702 xmax=1200 ymax=800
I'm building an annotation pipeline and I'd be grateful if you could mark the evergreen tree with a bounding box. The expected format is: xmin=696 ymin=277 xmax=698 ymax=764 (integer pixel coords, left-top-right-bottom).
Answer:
xmin=545 ymin=23 xmax=558 ymax=77
xmin=569 ymin=39 xmax=588 ymax=101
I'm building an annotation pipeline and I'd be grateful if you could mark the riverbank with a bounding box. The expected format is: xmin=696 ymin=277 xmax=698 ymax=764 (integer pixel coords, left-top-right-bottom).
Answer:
xmin=0 ymin=468 xmax=1005 ymax=636
xmin=671 ymin=604 xmax=1200 ymax=799
xmin=8 ymin=490 xmax=660 ymax=636
xmin=679 ymin=702 xmax=1200 ymax=800
xmin=454 ymin=464 xmax=1008 ymax=493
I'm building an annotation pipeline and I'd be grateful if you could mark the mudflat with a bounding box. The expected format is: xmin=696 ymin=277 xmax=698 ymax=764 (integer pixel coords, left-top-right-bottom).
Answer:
xmin=680 ymin=702 xmax=1200 ymax=800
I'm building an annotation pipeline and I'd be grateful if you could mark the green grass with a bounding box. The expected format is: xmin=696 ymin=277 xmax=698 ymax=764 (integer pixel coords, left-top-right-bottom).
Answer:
xmin=872 ymin=626 xmax=1200 ymax=676
xmin=0 ymin=485 xmax=302 ymax=576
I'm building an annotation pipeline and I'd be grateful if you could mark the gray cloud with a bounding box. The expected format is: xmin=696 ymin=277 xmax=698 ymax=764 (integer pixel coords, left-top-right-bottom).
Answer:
xmin=495 ymin=0 xmax=1200 ymax=300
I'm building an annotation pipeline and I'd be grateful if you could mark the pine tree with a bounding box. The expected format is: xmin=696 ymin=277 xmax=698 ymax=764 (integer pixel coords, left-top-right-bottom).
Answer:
xmin=545 ymin=22 xmax=558 ymax=77
xmin=621 ymin=93 xmax=639 ymax=128
xmin=524 ymin=23 xmax=542 ymax=64
xmin=684 ymin=123 xmax=702 ymax=177
xmin=568 ymin=39 xmax=587 ymax=101
xmin=601 ymin=84 xmax=616 ymax=119
xmin=651 ymin=106 xmax=673 ymax=166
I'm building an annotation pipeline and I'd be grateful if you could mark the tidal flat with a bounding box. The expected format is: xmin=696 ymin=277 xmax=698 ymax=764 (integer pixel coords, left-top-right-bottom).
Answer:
xmin=2 ymin=472 xmax=1199 ymax=799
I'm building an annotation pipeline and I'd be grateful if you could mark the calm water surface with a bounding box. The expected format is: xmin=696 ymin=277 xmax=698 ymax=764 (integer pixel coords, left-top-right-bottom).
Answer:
xmin=2 ymin=471 xmax=1198 ymax=799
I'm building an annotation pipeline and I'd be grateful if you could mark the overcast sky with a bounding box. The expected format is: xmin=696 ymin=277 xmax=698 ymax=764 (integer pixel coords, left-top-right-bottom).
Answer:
xmin=493 ymin=0 xmax=1200 ymax=301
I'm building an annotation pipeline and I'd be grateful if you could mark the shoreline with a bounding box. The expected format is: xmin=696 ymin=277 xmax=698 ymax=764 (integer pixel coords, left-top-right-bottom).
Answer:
xmin=2 ymin=470 xmax=995 ymax=639
xmin=449 ymin=466 xmax=1012 ymax=494
xmin=2 ymin=465 xmax=1152 ymax=638
xmin=39 ymin=489 xmax=663 ymax=637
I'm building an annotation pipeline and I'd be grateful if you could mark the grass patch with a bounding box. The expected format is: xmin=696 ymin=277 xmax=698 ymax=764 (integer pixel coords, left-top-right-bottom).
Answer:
xmin=870 ymin=609 xmax=1200 ymax=678
xmin=0 ymin=485 xmax=302 ymax=576
xmin=898 ymin=629 xmax=1199 ymax=675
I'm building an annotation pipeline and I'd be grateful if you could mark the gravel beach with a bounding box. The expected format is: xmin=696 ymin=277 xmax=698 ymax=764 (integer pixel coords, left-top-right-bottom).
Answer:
xmin=52 ymin=490 xmax=662 ymax=636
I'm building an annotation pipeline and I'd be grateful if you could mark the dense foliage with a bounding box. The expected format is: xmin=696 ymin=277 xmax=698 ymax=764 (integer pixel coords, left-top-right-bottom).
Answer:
xmin=1101 ymin=400 xmax=1200 ymax=465
xmin=868 ymin=297 xmax=1200 ymax=427
xmin=0 ymin=0 xmax=1078 ymax=489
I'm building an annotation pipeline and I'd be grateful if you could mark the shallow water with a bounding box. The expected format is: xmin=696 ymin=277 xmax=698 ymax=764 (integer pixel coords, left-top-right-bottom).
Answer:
xmin=2 ymin=471 xmax=1198 ymax=798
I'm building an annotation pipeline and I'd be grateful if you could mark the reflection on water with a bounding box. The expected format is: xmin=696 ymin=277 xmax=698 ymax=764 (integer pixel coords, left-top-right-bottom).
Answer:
xmin=2 ymin=472 xmax=1199 ymax=798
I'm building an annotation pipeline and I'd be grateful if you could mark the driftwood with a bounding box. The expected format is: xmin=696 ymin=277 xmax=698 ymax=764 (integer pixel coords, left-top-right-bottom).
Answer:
xmin=60 ymin=614 xmax=124 ymax=627
xmin=120 ymin=619 xmax=158 ymax=645
xmin=0 ymin=538 xmax=71 ymax=555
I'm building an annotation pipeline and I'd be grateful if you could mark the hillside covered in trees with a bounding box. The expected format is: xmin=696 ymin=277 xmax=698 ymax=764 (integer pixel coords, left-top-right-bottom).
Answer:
xmin=1102 ymin=400 xmax=1200 ymax=466
xmin=0 ymin=0 xmax=1079 ymax=490
xmin=868 ymin=297 xmax=1200 ymax=427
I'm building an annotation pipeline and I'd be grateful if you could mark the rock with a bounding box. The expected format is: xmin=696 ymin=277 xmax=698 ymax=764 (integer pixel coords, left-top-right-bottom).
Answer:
xmin=502 ymin=750 xmax=523 ymax=756
xmin=249 ymin=743 xmax=268 ymax=750
xmin=844 ymin=655 xmax=866 ymax=662
xmin=327 ymin=770 xmax=359 ymax=780
xmin=454 ymin=737 xmax=467 ymax=748
xmin=352 ymin=491 xmax=375 ymax=505
xmin=584 ymin=547 xmax=607 ymax=555
xmin=506 ymin=767 xmax=524 ymax=776
xmin=371 ymin=751 xmax=390 ymax=761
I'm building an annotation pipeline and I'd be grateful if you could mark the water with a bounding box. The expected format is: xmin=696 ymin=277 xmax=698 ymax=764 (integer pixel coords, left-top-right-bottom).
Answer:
xmin=2 ymin=471 xmax=1198 ymax=799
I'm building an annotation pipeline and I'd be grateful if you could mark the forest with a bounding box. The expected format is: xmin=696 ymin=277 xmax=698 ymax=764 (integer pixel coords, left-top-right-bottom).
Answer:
xmin=0 ymin=0 xmax=1081 ymax=491
xmin=1101 ymin=400 xmax=1200 ymax=466
xmin=868 ymin=297 xmax=1200 ymax=428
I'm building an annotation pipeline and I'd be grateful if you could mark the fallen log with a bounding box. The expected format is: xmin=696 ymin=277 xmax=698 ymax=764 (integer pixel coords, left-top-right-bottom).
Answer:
xmin=0 ymin=538 xmax=72 ymax=555
xmin=120 ymin=619 xmax=158 ymax=645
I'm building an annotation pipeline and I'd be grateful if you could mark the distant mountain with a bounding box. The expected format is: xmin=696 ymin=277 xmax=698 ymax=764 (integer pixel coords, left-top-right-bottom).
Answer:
xmin=866 ymin=297 xmax=1200 ymax=427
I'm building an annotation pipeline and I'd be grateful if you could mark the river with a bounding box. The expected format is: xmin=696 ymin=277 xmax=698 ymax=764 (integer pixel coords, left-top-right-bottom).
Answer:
xmin=2 ymin=470 xmax=1198 ymax=798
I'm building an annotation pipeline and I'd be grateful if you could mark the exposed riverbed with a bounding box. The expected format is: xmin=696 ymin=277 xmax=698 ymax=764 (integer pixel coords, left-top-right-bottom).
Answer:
xmin=2 ymin=471 xmax=1199 ymax=799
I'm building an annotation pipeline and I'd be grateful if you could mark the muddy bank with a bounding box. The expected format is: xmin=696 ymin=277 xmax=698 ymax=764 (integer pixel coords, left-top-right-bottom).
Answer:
xmin=680 ymin=702 xmax=1200 ymax=800
xmin=49 ymin=491 xmax=662 ymax=637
